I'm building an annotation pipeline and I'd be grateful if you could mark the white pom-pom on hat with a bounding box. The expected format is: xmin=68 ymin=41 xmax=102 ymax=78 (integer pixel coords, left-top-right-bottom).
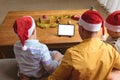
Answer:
xmin=101 ymin=34 xmax=106 ymax=41
xmin=22 ymin=45 xmax=27 ymax=51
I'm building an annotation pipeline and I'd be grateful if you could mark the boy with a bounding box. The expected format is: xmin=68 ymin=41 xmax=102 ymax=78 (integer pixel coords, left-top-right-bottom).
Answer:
xmin=105 ymin=10 xmax=120 ymax=80
xmin=13 ymin=16 xmax=63 ymax=80
xmin=105 ymin=10 xmax=120 ymax=53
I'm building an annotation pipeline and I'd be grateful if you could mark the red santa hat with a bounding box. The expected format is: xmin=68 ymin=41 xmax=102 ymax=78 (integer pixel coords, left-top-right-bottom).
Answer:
xmin=105 ymin=10 xmax=120 ymax=32
xmin=13 ymin=16 xmax=36 ymax=50
xmin=78 ymin=10 xmax=105 ymax=39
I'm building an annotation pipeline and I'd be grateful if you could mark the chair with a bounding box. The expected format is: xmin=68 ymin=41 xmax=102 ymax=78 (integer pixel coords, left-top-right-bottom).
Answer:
xmin=0 ymin=58 xmax=19 ymax=80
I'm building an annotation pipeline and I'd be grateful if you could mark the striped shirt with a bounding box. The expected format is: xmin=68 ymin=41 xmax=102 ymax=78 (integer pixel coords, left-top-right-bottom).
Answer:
xmin=106 ymin=37 xmax=120 ymax=53
xmin=14 ymin=39 xmax=60 ymax=77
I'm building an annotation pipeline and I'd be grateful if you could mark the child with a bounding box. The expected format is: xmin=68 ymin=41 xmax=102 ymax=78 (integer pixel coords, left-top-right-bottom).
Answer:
xmin=13 ymin=16 xmax=63 ymax=80
xmin=105 ymin=10 xmax=120 ymax=80
xmin=105 ymin=10 xmax=120 ymax=53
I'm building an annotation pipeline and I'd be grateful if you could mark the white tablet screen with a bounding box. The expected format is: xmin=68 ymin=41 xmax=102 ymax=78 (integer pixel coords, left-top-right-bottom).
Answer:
xmin=58 ymin=24 xmax=75 ymax=36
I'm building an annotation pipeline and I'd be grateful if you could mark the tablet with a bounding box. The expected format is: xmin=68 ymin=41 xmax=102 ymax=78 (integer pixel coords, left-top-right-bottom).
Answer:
xmin=58 ymin=24 xmax=75 ymax=37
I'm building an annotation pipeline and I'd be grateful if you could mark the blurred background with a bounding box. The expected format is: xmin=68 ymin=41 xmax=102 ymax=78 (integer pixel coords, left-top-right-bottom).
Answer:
xmin=0 ymin=0 xmax=108 ymax=24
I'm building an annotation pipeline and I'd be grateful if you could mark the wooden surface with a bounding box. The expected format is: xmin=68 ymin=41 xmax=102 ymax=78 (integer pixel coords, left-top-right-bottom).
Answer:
xmin=0 ymin=9 xmax=109 ymax=58
xmin=0 ymin=9 xmax=89 ymax=49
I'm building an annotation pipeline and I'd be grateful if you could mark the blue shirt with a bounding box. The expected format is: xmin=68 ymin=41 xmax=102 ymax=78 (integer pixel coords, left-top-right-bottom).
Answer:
xmin=14 ymin=39 xmax=60 ymax=77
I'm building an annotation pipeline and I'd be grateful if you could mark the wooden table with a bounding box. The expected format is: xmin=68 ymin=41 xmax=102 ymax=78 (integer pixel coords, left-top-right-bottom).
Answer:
xmin=0 ymin=9 xmax=90 ymax=58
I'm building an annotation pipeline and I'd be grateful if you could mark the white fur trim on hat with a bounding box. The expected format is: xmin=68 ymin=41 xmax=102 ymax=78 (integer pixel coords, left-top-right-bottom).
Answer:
xmin=105 ymin=22 xmax=120 ymax=32
xmin=78 ymin=18 xmax=102 ymax=32
xmin=28 ymin=16 xmax=36 ymax=37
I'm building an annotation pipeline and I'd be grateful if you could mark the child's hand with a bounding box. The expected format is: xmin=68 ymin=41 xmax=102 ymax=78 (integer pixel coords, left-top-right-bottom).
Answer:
xmin=107 ymin=70 xmax=120 ymax=80
xmin=53 ymin=52 xmax=63 ymax=62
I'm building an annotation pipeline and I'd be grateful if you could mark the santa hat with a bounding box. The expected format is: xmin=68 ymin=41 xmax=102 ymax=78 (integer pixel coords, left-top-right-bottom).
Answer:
xmin=13 ymin=16 xmax=36 ymax=50
xmin=105 ymin=10 xmax=120 ymax=32
xmin=78 ymin=10 xmax=105 ymax=39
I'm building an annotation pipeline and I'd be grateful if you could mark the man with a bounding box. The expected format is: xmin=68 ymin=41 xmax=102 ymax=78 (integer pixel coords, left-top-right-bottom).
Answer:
xmin=48 ymin=10 xmax=120 ymax=80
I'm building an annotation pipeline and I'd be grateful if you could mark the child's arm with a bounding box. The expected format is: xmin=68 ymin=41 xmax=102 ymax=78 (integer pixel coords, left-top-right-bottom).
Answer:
xmin=40 ymin=46 xmax=61 ymax=73
xmin=52 ymin=51 xmax=63 ymax=64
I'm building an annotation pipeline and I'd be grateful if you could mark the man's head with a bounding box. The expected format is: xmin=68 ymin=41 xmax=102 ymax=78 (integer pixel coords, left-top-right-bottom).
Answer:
xmin=105 ymin=10 xmax=120 ymax=38
xmin=78 ymin=10 xmax=104 ymax=40
xmin=13 ymin=16 xmax=36 ymax=50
